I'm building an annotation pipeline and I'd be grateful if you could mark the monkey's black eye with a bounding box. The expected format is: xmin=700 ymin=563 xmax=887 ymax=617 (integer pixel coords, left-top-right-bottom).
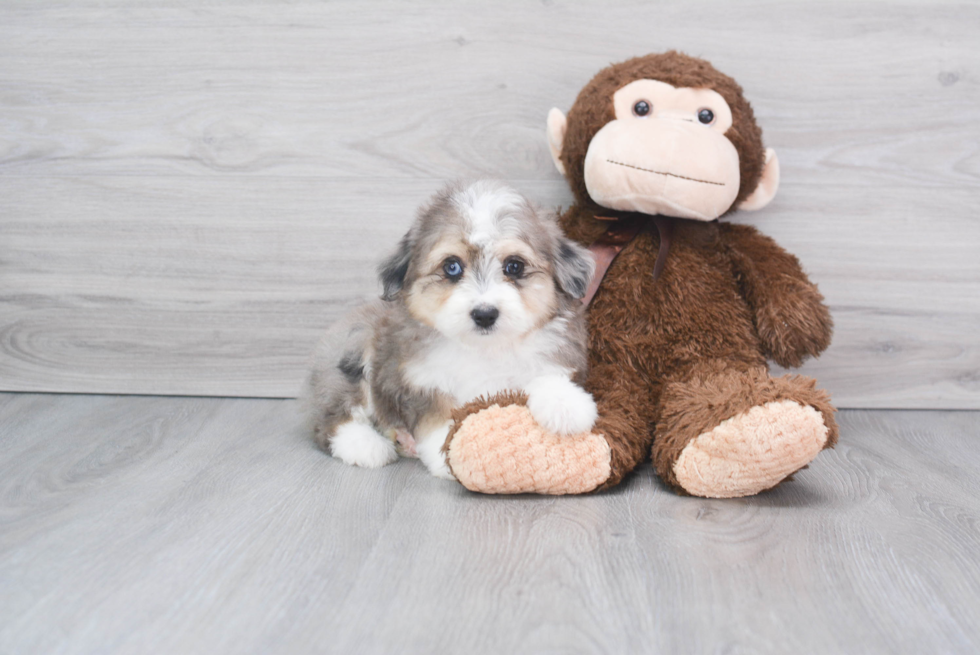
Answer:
xmin=503 ymin=257 xmax=525 ymax=279
xmin=443 ymin=257 xmax=463 ymax=281
xmin=632 ymin=100 xmax=651 ymax=117
xmin=697 ymin=108 xmax=715 ymax=125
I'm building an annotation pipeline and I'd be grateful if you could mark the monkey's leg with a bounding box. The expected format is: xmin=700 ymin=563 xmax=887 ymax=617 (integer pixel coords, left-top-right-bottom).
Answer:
xmin=651 ymin=363 xmax=838 ymax=498
xmin=443 ymin=364 xmax=655 ymax=495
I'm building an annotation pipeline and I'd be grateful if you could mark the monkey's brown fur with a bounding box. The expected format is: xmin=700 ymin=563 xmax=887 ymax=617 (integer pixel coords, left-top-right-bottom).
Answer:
xmin=446 ymin=52 xmax=837 ymax=497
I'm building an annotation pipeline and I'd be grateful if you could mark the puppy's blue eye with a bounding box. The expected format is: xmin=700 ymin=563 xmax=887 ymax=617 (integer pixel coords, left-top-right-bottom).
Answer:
xmin=504 ymin=258 xmax=525 ymax=279
xmin=443 ymin=258 xmax=463 ymax=280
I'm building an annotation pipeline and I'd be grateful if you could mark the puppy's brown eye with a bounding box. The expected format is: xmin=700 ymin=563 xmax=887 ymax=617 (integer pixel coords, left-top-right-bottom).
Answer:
xmin=503 ymin=258 xmax=525 ymax=279
xmin=633 ymin=100 xmax=651 ymax=117
xmin=443 ymin=257 xmax=463 ymax=281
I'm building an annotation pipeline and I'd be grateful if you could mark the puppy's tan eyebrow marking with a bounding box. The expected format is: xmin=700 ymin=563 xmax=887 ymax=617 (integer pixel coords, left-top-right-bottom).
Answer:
xmin=424 ymin=238 xmax=470 ymax=275
xmin=494 ymin=239 xmax=542 ymax=268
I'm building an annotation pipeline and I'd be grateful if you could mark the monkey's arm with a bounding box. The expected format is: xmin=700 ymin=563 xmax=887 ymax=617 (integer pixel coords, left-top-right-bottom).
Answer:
xmin=719 ymin=223 xmax=833 ymax=368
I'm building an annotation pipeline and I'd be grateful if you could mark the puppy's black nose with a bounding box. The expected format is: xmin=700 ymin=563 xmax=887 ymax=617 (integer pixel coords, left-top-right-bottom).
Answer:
xmin=470 ymin=306 xmax=499 ymax=329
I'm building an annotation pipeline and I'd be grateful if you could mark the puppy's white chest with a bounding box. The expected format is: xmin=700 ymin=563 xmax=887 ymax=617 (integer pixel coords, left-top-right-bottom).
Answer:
xmin=404 ymin=340 xmax=561 ymax=405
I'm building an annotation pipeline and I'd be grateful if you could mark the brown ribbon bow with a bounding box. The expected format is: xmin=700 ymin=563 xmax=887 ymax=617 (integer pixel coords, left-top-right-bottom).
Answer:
xmin=582 ymin=213 xmax=673 ymax=306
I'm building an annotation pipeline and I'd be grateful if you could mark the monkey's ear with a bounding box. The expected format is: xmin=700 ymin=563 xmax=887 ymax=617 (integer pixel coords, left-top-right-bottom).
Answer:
xmin=553 ymin=237 xmax=595 ymax=299
xmin=378 ymin=234 xmax=412 ymax=301
xmin=546 ymin=108 xmax=568 ymax=175
xmin=738 ymin=148 xmax=780 ymax=211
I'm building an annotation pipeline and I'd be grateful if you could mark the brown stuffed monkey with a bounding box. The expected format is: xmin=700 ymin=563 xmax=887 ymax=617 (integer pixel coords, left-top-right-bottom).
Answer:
xmin=443 ymin=52 xmax=838 ymax=498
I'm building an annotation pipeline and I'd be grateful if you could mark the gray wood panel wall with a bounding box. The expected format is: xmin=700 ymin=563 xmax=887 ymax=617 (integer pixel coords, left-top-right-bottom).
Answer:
xmin=1 ymin=1 xmax=978 ymax=408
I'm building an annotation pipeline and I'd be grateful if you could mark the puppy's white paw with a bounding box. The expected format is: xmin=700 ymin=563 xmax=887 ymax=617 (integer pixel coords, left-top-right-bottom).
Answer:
xmin=417 ymin=423 xmax=456 ymax=481
xmin=330 ymin=421 xmax=398 ymax=468
xmin=525 ymin=374 xmax=598 ymax=436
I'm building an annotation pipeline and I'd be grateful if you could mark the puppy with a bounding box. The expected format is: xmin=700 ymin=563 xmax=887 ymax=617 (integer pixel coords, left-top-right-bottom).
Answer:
xmin=305 ymin=180 xmax=597 ymax=479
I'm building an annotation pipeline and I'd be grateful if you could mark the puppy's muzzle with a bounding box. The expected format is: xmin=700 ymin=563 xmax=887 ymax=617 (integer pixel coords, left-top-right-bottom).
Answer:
xmin=470 ymin=305 xmax=499 ymax=330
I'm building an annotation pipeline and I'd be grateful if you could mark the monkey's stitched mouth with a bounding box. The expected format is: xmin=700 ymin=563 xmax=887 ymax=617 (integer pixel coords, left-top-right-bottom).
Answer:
xmin=606 ymin=159 xmax=725 ymax=186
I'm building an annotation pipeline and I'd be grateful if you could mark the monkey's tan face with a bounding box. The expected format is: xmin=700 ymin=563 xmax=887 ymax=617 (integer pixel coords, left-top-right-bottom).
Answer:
xmin=582 ymin=80 xmax=741 ymax=221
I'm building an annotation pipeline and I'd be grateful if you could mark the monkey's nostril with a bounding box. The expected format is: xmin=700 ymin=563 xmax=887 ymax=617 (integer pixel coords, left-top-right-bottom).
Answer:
xmin=470 ymin=306 xmax=499 ymax=329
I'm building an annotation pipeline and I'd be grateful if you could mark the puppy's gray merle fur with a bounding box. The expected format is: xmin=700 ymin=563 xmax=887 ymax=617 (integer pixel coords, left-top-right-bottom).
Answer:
xmin=304 ymin=180 xmax=596 ymax=479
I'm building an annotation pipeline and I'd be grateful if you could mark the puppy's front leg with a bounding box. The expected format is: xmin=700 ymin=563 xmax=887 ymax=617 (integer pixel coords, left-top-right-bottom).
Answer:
xmin=524 ymin=374 xmax=598 ymax=436
xmin=416 ymin=420 xmax=456 ymax=481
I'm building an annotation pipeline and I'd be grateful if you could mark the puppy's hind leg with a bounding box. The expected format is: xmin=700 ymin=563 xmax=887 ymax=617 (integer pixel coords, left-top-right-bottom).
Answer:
xmin=330 ymin=410 xmax=398 ymax=469
xmin=311 ymin=372 xmax=398 ymax=469
xmin=305 ymin=304 xmax=397 ymax=468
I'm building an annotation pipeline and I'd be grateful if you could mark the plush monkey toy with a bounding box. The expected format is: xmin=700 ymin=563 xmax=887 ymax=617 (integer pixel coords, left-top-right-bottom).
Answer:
xmin=443 ymin=52 xmax=838 ymax=498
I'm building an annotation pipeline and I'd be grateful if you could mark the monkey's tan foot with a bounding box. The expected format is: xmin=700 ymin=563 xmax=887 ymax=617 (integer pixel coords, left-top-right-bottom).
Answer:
xmin=673 ymin=399 xmax=828 ymax=498
xmin=444 ymin=392 xmax=611 ymax=495
xmin=653 ymin=368 xmax=839 ymax=498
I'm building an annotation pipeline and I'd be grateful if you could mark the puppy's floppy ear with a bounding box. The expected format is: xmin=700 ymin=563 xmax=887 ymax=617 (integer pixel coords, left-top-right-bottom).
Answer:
xmin=553 ymin=236 xmax=595 ymax=299
xmin=378 ymin=233 xmax=412 ymax=301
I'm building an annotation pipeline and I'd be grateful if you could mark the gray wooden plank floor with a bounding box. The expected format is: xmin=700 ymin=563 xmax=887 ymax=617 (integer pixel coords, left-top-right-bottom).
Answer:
xmin=2 ymin=1 xmax=978 ymax=407
xmin=2 ymin=393 xmax=978 ymax=654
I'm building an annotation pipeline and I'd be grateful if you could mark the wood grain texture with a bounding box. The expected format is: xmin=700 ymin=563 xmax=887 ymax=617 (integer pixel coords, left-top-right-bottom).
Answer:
xmin=1 ymin=394 xmax=979 ymax=654
xmin=1 ymin=1 xmax=978 ymax=406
